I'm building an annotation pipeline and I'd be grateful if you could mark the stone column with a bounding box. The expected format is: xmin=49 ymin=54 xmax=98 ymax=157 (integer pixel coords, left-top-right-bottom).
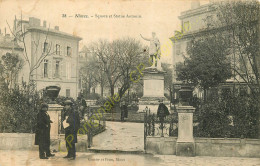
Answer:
xmin=48 ymin=104 xmax=63 ymax=139
xmin=176 ymin=106 xmax=195 ymax=156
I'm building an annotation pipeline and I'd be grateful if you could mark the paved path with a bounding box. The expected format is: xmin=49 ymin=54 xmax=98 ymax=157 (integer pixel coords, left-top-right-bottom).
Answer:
xmin=90 ymin=121 xmax=144 ymax=152
xmin=0 ymin=150 xmax=260 ymax=166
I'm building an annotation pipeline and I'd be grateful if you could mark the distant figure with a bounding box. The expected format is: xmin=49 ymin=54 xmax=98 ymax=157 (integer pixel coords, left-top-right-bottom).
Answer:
xmin=120 ymin=102 xmax=127 ymax=121
xmin=35 ymin=103 xmax=55 ymax=159
xmin=77 ymin=95 xmax=87 ymax=119
xmin=62 ymin=100 xmax=80 ymax=160
xmin=140 ymin=32 xmax=161 ymax=68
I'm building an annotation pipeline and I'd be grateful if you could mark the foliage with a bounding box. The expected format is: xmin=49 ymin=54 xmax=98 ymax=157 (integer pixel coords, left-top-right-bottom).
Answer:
xmin=195 ymin=91 xmax=259 ymax=138
xmin=176 ymin=35 xmax=232 ymax=90
xmin=162 ymin=63 xmax=173 ymax=102
xmin=0 ymin=84 xmax=41 ymax=133
xmin=0 ymin=52 xmax=23 ymax=88
xmin=214 ymin=0 xmax=260 ymax=93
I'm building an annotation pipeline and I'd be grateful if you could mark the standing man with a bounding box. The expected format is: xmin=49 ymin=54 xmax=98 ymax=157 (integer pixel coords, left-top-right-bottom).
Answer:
xmin=35 ymin=103 xmax=55 ymax=159
xmin=120 ymin=101 xmax=127 ymax=121
xmin=62 ymin=100 xmax=80 ymax=160
xmin=157 ymin=99 xmax=170 ymax=137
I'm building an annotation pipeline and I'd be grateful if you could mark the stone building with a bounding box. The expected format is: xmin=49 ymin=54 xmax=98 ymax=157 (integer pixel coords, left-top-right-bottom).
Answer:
xmin=13 ymin=17 xmax=82 ymax=98
xmin=171 ymin=1 xmax=216 ymax=99
xmin=171 ymin=1 xmax=259 ymax=100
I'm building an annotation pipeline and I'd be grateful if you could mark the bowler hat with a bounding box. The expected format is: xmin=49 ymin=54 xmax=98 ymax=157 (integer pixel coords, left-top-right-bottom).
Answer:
xmin=64 ymin=100 xmax=73 ymax=105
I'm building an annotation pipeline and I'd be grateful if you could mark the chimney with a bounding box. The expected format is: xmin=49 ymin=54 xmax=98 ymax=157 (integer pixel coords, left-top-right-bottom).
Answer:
xmin=54 ymin=26 xmax=59 ymax=31
xmin=29 ymin=17 xmax=41 ymax=27
xmin=191 ymin=0 xmax=200 ymax=9
xmin=43 ymin=20 xmax=46 ymax=27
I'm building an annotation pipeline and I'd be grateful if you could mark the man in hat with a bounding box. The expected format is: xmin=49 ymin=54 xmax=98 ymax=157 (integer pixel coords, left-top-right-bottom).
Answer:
xmin=35 ymin=103 xmax=55 ymax=159
xmin=157 ymin=99 xmax=170 ymax=136
xmin=62 ymin=100 xmax=80 ymax=160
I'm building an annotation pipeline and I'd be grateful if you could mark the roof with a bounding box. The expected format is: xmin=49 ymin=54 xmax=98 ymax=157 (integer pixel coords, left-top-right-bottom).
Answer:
xmin=0 ymin=35 xmax=23 ymax=51
xmin=179 ymin=4 xmax=216 ymax=20
xmin=26 ymin=26 xmax=82 ymax=41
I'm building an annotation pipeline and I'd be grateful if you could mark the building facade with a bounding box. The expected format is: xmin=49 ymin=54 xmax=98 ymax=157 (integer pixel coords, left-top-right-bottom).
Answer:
xmin=14 ymin=17 xmax=82 ymax=98
xmin=171 ymin=1 xmax=259 ymax=99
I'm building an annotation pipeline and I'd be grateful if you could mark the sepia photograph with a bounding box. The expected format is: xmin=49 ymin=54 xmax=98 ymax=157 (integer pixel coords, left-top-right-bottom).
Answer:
xmin=0 ymin=0 xmax=259 ymax=165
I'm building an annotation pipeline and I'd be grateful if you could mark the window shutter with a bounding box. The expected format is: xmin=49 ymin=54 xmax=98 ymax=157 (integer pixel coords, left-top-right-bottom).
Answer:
xmin=48 ymin=60 xmax=52 ymax=78
xmin=60 ymin=61 xmax=64 ymax=79
xmin=60 ymin=45 xmax=63 ymax=56
xmin=53 ymin=60 xmax=56 ymax=78
xmin=42 ymin=43 xmax=44 ymax=54
xmin=41 ymin=62 xmax=44 ymax=78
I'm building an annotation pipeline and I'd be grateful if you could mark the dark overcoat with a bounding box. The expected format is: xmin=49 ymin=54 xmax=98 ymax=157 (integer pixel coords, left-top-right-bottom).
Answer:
xmin=157 ymin=103 xmax=170 ymax=118
xmin=35 ymin=111 xmax=51 ymax=146
xmin=63 ymin=110 xmax=80 ymax=143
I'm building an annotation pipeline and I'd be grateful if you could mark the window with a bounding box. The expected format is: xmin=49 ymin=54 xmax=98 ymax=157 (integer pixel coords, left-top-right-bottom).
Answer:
xmin=43 ymin=59 xmax=48 ymax=78
xmin=54 ymin=60 xmax=60 ymax=78
xmin=66 ymin=89 xmax=70 ymax=97
xmin=67 ymin=46 xmax=72 ymax=56
xmin=43 ymin=42 xmax=48 ymax=53
xmin=183 ymin=21 xmax=190 ymax=32
xmin=56 ymin=44 xmax=60 ymax=55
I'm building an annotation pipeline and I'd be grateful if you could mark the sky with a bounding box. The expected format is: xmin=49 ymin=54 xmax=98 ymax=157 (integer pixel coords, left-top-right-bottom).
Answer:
xmin=0 ymin=0 xmax=209 ymax=64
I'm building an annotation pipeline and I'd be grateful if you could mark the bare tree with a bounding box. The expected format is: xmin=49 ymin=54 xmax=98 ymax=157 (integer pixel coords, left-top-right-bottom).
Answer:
xmin=87 ymin=38 xmax=147 ymax=99
xmin=6 ymin=14 xmax=55 ymax=93
xmin=212 ymin=0 xmax=260 ymax=98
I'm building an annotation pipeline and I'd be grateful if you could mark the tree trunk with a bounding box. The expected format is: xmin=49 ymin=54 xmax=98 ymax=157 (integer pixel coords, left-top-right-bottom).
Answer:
xmin=101 ymin=83 xmax=104 ymax=97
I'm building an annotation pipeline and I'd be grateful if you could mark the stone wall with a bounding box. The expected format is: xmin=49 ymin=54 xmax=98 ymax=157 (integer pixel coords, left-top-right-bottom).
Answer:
xmin=0 ymin=133 xmax=88 ymax=152
xmin=146 ymin=137 xmax=260 ymax=157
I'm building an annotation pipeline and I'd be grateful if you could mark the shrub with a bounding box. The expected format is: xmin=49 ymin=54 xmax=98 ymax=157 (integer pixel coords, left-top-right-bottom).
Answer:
xmin=0 ymin=85 xmax=41 ymax=133
xmin=195 ymin=91 xmax=259 ymax=138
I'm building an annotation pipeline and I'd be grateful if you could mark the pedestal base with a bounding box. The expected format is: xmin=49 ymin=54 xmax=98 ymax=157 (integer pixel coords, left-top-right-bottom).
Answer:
xmin=48 ymin=104 xmax=63 ymax=140
xmin=176 ymin=142 xmax=195 ymax=156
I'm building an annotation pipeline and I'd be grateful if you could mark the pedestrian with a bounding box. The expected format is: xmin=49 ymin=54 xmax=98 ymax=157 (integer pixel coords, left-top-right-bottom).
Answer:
xmin=124 ymin=103 xmax=128 ymax=119
xmin=86 ymin=109 xmax=93 ymax=148
xmin=157 ymin=99 xmax=169 ymax=136
xmin=120 ymin=101 xmax=126 ymax=121
xmin=62 ymin=100 xmax=80 ymax=160
xmin=77 ymin=94 xmax=87 ymax=119
xmin=35 ymin=103 xmax=55 ymax=159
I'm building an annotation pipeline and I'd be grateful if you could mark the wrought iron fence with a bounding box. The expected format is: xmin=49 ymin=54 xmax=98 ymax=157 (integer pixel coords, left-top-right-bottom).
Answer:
xmin=144 ymin=108 xmax=178 ymax=137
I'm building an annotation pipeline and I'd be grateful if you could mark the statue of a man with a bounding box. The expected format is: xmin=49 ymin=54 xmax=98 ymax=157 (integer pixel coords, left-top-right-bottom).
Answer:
xmin=140 ymin=32 xmax=161 ymax=69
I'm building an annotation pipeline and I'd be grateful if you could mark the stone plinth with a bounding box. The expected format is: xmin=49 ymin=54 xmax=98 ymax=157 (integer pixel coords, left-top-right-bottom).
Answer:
xmin=48 ymin=104 xmax=63 ymax=139
xmin=138 ymin=67 xmax=170 ymax=113
xmin=176 ymin=106 xmax=195 ymax=156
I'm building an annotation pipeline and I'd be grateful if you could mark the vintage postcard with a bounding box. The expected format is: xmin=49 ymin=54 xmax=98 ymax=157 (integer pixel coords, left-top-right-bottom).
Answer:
xmin=0 ymin=0 xmax=259 ymax=166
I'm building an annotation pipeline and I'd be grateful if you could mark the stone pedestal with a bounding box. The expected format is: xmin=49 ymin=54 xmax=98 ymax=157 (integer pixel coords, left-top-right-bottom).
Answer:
xmin=176 ymin=106 xmax=195 ymax=156
xmin=138 ymin=67 xmax=170 ymax=113
xmin=48 ymin=104 xmax=63 ymax=139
